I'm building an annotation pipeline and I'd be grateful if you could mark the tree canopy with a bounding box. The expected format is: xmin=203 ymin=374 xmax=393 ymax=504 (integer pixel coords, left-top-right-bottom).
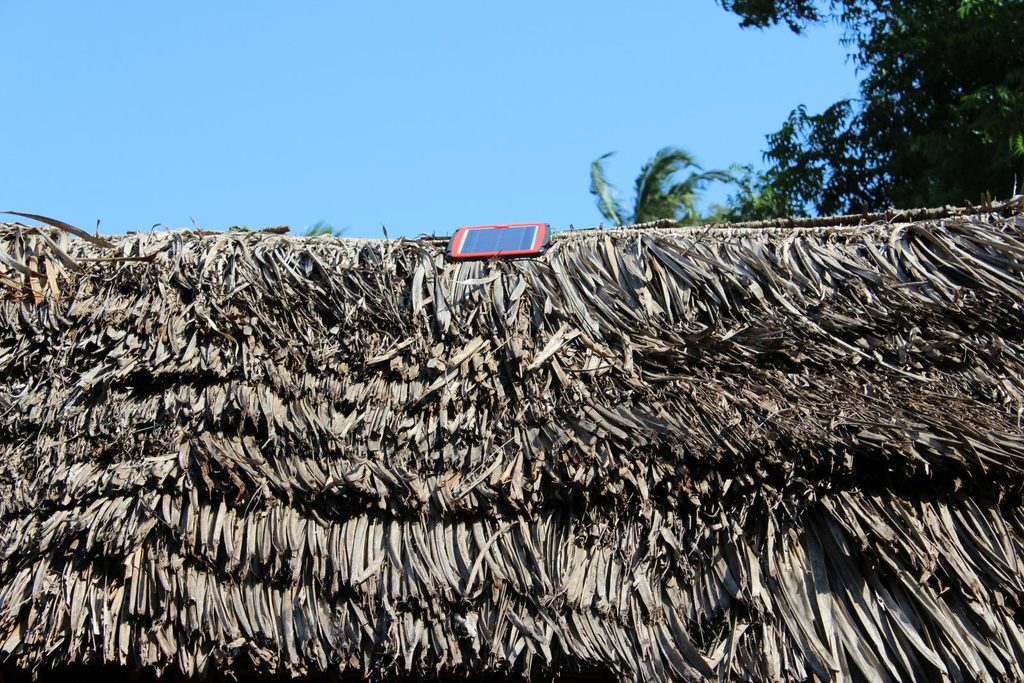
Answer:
xmin=719 ymin=0 xmax=1024 ymax=216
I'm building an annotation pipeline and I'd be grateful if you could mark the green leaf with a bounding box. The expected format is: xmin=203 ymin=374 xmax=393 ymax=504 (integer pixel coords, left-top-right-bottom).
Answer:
xmin=589 ymin=153 xmax=627 ymax=225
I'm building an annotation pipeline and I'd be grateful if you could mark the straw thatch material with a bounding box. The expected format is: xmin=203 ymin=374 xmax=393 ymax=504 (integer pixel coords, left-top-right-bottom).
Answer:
xmin=3 ymin=201 xmax=1024 ymax=682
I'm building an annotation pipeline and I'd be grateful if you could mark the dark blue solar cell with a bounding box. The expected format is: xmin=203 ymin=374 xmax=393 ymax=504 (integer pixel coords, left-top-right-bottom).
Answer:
xmin=461 ymin=226 xmax=536 ymax=254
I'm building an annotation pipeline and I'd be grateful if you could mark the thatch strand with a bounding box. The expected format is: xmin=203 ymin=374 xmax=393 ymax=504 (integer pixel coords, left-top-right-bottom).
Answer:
xmin=2 ymin=205 xmax=1024 ymax=681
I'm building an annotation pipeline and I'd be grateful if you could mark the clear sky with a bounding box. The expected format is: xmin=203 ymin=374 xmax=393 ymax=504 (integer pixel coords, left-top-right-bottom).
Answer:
xmin=1 ymin=1 xmax=859 ymax=238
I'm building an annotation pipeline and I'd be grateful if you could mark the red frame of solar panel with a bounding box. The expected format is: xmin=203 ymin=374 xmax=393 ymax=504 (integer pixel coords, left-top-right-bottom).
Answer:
xmin=447 ymin=223 xmax=550 ymax=260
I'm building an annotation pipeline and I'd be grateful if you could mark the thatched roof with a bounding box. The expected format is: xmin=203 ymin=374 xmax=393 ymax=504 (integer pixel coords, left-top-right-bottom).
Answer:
xmin=3 ymin=200 xmax=1024 ymax=682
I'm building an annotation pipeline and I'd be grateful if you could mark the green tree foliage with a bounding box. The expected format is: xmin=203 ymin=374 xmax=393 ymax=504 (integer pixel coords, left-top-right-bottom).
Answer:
xmin=718 ymin=0 xmax=823 ymax=32
xmin=719 ymin=0 xmax=1024 ymax=215
xmin=590 ymin=148 xmax=733 ymax=225
xmin=709 ymin=164 xmax=795 ymax=222
xmin=305 ymin=221 xmax=344 ymax=237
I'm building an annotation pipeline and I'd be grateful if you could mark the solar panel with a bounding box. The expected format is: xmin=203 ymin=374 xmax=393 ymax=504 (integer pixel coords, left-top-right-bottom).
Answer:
xmin=447 ymin=223 xmax=550 ymax=260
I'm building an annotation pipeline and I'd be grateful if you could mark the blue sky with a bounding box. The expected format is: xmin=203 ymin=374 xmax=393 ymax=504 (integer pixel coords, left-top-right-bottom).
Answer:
xmin=1 ymin=2 xmax=859 ymax=238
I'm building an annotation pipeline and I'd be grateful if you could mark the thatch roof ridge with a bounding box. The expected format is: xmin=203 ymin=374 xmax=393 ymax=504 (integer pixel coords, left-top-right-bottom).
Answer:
xmin=427 ymin=196 xmax=1024 ymax=245
xmin=593 ymin=196 xmax=1024 ymax=234
xmin=7 ymin=196 xmax=1018 ymax=249
xmin=2 ymin=204 xmax=1024 ymax=681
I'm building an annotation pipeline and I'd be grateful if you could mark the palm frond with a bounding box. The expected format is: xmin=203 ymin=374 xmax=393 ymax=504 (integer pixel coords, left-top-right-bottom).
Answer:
xmin=633 ymin=148 xmax=701 ymax=223
xmin=662 ymin=185 xmax=703 ymax=224
xmin=665 ymin=169 xmax=739 ymax=224
xmin=305 ymin=221 xmax=343 ymax=237
xmin=596 ymin=147 xmax=737 ymax=225
xmin=590 ymin=152 xmax=627 ymax=225
xmin=691 ymin=169 xmax=736 ymax=185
